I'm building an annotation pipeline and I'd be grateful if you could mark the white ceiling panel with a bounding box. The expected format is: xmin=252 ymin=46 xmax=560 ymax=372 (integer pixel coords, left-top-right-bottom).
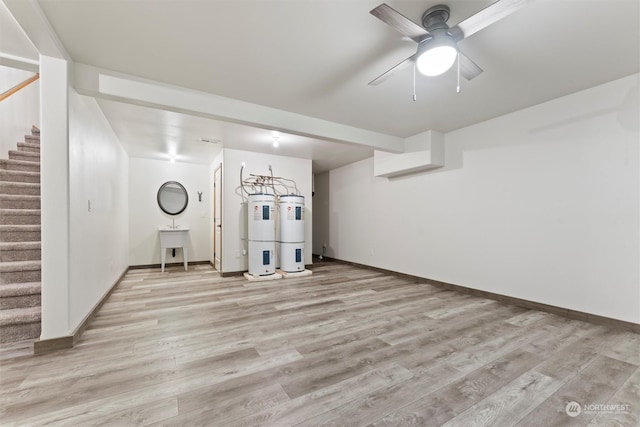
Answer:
xmin=8 ymin=0 xmax=639 ymax=171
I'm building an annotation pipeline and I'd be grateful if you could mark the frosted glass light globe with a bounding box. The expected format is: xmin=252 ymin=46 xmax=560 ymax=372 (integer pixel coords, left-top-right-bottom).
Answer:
xmin=416 ymin=44 xmax=457 ymax=76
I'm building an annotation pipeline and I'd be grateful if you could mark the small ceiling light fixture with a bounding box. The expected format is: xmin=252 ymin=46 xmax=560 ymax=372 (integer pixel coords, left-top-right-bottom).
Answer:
xmin=167 ymin=145 xmax=177 ymax=163
xmin=415 ymin=34 xmax=457 ymax=77
xmin=271 ymin=130 xmax=281 ymax=148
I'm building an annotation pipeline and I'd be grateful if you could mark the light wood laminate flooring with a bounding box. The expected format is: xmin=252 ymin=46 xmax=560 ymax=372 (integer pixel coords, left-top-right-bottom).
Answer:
xmin=0 ymin=261 xmax=638 ymax=426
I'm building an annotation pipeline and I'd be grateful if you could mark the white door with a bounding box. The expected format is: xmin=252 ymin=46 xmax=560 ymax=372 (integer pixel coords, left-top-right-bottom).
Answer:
xmin=214 ymin=165 xmax=222 ymax=271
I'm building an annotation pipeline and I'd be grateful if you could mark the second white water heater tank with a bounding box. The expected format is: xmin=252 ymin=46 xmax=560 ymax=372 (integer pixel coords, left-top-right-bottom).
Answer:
xmin=279 ymin=195 xmax=304 ymax=243
xmin=279 ymin=195 xmax=305 ymax=273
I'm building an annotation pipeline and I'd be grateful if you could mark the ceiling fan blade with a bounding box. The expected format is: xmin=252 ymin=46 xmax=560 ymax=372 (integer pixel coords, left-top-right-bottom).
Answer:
xmin=370 ymin=3 xmax=428 ymax=43
xmin=368 ymin=54 xmax=416 ymax=86
xmin=449 ymin=0 xmax=529 ymax=41
xmin=458 ymin=51 xmax=483 ymax=80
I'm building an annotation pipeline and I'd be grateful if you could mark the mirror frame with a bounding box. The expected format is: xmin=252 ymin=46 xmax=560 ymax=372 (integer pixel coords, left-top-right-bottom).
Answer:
xmin=157 ymin=181 xmax=189 ymax=215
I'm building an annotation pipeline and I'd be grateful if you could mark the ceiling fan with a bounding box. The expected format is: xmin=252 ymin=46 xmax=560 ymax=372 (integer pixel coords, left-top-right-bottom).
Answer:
xmin=369 ymin=0 xmax=530 ymax=86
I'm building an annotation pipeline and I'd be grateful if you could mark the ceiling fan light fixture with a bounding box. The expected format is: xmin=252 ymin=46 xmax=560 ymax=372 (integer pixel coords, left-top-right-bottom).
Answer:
xmin=415 ymin=36 xmax=458 ymax=77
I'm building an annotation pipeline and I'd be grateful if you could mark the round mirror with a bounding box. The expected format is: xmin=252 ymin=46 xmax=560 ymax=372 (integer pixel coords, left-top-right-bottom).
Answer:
xmin=157 ymin=181 xmax=188 ymax=215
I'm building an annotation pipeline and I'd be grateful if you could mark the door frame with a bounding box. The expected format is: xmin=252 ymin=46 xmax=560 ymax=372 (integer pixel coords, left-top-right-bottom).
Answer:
xmin=213 ymin=164 xmax=222 ymax=272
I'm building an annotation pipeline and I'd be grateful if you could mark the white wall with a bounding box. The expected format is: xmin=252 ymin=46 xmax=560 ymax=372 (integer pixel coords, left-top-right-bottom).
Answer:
xmin=39 ymin=55 xmax=70 ymax=339
xmin=222 ymin=148 xmax=312 ymax=273
xmin=0 ymin=65 xmax=39 ymax=158
xmin=320 ymin=73 xmax=639 ymax=324
xmin=68 ymin=89 xmax=129 ymax=329
xmin=129 ymin=157 xmax=211 ymax=266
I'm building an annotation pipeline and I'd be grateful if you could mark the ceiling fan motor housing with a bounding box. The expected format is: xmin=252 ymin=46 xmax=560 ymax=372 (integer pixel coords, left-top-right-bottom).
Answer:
xmin=419 ymin=4 xmax=457 ymax=56
xmin=421 ymin=4 xmax=451 ymax=32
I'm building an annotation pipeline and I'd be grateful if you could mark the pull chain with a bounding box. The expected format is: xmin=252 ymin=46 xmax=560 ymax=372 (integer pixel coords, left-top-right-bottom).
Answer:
xmin=456 ymin=51 xmax=461 ymax=94
xmin=412 ymin=62 xmax=417 ymax=101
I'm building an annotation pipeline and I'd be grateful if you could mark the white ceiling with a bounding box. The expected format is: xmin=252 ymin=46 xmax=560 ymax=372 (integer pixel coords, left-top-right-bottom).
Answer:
xmin=8 ymin=0 xmax=640 ymax=171
xmin=0 ymin=1 xmax=36 ymax=61
xmin=0 ymin=0 xmax=38 ymax=72
xmin=96 ymin=98 xmax=374 ymax=170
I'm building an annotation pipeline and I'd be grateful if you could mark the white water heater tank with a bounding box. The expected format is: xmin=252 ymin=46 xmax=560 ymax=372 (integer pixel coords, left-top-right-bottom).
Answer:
xmin=248 ymin=240 xmax=275 ymax=276
xmin=247 ymin=193 xmax=276 ymax=275
xmin=279 ymin=195 xmax=305 ymax=272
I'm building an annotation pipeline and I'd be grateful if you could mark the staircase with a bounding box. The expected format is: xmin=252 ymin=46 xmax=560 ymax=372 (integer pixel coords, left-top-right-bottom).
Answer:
xmin=0 ymin=126 xmax=41 ymax=344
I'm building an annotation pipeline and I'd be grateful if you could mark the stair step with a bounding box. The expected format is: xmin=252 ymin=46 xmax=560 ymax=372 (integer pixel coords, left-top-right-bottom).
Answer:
xmin=0 ymin=260 xmax=41 ymax=272
xmin=0 ymin=195 xmax=40 ymax=210
xmin=0 ymin=225 xmax=41 ymax=243
xmin=0 ymin=169 xmax=40 ymax=184
xmin=0 ymin=306 xmax=41 ymax=324
xmin=0 ymin=242 xmax=41 ymax=262
xmin=25 ymin=134 xmax=39 ymax=143
xmin=0 ymin=281 xmax=41 ymax=297
xmin=8 ymin=151 xmax=39 ymax=163
xmin=0 ymin=282 xmax=40 ymax=309
xmin=0 ymin=182 xmax=40 ymax=196
xmin=16 ymin=142 xmax=40 ymax=153
xmin=0 ymin=159 xmax=40 ymax=173
xmin=0 ymin=242 xmax=40 ymax=250
xmin=0 ymin=260 xmax=41 ymax=285
xmin=0 ymin=209 xmax=40 ymax=226
xmin=0 ymin=306 xmax=41 ymax=343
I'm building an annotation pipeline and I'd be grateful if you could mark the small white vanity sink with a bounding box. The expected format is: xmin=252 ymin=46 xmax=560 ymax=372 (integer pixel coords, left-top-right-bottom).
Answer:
xmin=158 ymin=226 xmax=190 ymax=272
xmin=158 ymin=225 xmax=188 ymax=231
